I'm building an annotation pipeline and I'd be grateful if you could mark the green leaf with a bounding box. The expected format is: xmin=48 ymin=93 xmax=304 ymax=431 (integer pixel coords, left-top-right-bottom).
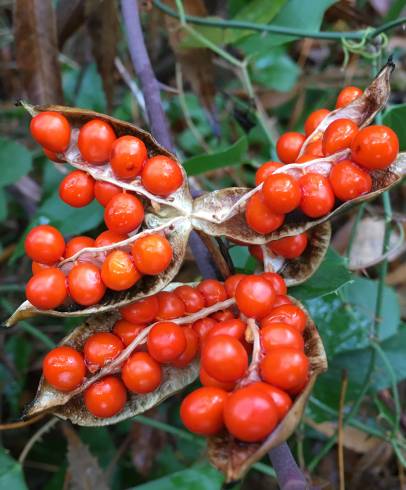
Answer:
xmin=130 ymin=463 xmax=223 ymax=490
xmin=226 ymin=0 xmax=287 ymax=43
xmin=183 ymin=136 xmax=248 ymax=176
xmin=290 ymin=248 xmax=352 ymax=301
xmin=250 ymin=48 xmax=300 ymax=91
xmin=0 ymin=447 xmax=28 ymax=490
xmin=384 ymin=0 xmax=406 ymax=21
xmin=306 ymin=277 xmax=400 ymax=358
xmin=264 ymin=0 xmax=337 ymax=46
xmin=75 ymin=63 xmax=107 ymax=113
xmin=36 ymin=191 xmax=104 ymax=236
xmin=383 ymin=104 xmax=406 ymax=151
xmin=11 ymin=193 xmax=104 ymax=262
xmin=0 ymin=138 xmax=32 ymax=187
xmin=0 ymin=188 xmax=7 ymax=220
xmin=313 ymin=325 xmax=406 ymax=408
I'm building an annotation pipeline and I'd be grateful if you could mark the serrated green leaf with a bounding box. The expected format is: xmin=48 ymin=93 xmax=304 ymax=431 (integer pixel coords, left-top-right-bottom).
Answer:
xmin=129 ymin=463 xmax=223 ymax=490
xmin=290 ymin=248 xmax=352 ymax=301
xmin=0 ymin=447 xmax=28 ymax=490
xmin=251 ymin=48 xmax=300 ymax=91
xmin=383 ymin=104 xmax=406 ymax=151
xmin=0 ymin=138 xmax=32 ymax=187
xmin=183 ymin=136 xmax=248 ymax=176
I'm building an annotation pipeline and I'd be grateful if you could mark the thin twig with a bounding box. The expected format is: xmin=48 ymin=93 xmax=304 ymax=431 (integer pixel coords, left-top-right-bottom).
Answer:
xmin=19 ymin=417 xmax=58 ymax=465
xmin=338 ymin=370 xmax=348 ymax=490
xmin=153 ymin=0 xmax=406 ymax=41
xmin=121 ymin=0 xmax=173 ymax=150
xmin=114 ymin=57 xmax=148 ymax=121
xmin=0 ymin=413 xmax=45 ymax=431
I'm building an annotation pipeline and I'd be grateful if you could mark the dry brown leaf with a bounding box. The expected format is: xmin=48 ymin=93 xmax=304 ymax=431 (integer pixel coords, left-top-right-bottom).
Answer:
xmin=14 ymin=0 xmax=63 ymax=104
xmin=162 ymin=0 xmax=216 ymax=116
xmin=56 ymin=0 xmax=86 ymax=49
xmin=85 ymin=0 xmax=120 ymax=112
xmin=304 ymin=418 xmax=381 ymax=453
xmin=62 ymin=423 xmax=110 ymax=490
xmin=347 ymin=216 xmax=405 ymax=270
xmin=208 ymin=298 xmax=327 ymax=482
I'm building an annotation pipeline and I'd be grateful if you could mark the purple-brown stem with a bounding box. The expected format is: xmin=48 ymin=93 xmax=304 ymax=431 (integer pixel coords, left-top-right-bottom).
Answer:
xmin=120 ymin=1 xmax=310 ymax=488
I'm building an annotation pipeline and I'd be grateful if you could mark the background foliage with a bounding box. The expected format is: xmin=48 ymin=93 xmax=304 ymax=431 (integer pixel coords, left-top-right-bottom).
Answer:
xmin=0 ymin=0 xmax=405 ymax=488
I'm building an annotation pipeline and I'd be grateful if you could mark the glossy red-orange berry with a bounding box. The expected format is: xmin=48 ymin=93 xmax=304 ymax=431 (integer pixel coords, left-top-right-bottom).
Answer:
xmin=78 ymin=119 xmax=116 ymax=164
xmin=304 ymin=109 xmax=330 ymax=136
xmin=25 ymin=225 xmax=65 ymax=264
xmin=351 ymin=125 xmax=399 ymax=170
xmin=202 ymin=335 xmax=248 ymax=382
xmin=211 ymin=309 xmax=235 ymax=322
xmin=172 ymin=327 xmax=199 ymax=368
xmin=261 ymin=272 xmax=287 ymax=295
xmin=224 ymin=385 xmax=278 ymax=442
xmin=43 ymin=148 xmax=65 ymax=163
xmin=192 ymin=317 xmax=217 ymax=340
xmin=174 ymin=285 xmax=205 ymax=313
xmin=43 ymin=346 xmax=85 ymax=391
xmin=31 ymin=261 xmax=53 ymax=275
xmin=122 ymin=352 xmax=162 ymax=393
xmin=141 ymin=155 xmax=183 ymax=196
xmin=180 ymin=387 xmax=227 ymax=436
xmin=224 ymin=274 xmax=245 ymax=297
xmin=261 ymin=322 xmax=304 ymax=352
xmin=94 ymin=181 xmax=121 ymax=207
xmin=249 ymin=382 xmax=292 ymax=421
xmin=95 ymin=230 xmax=127 ymax=247
xmin=261 ymin=347 xmax=309 ymax=391
xmin=235 ymin=275 xmax=275 ymax=319
xmin=26 ymin=268 xmax=67 ymax=310
xmin=255 ymin=161 xmax=284 ymax=186
xmin=206 ymin=318 xmax=246 ymax=341
xmin=276 ymin=132 xmax=305 ymax=163
xmin=156 ymin=291 xmax=186 ymax=320
xmin=303 ymin=139 xmax=324 ymax=158
xmin=112 ymin=319 xmax=145 ymax=346
xmin=262 ymin=173 xmax=301 ymax=214
xmin=245 ymin=192 xmax=285 ymax=235
xmin=261 ymin=304 xmax=307 ymax=333
xmin=322 ymin=118 xmax=358 ymax=156
xmin=336 ymin=86 xmax=363 ymax=108
xmin=268 ymin=233 xmax=308 ymax=259
xmin=110 ymin=135 xmax=147 ymax=179
xmin=131 ymin=233 xmax=173 ymax=275
xmin=59 ymin=170 xmax=95 ymax=208
xmin=299 ymin=173 xmax=335 ymax=218
xmin=273 ymin=295 xmax=293 ymax=307
xmin=147 ymin=321 xmax=186 ymax=363
xmin=68 ymin=263 xmax=106 ymax=306
xmin=84 ymin=332 xmax=124 ymax=372
xmin=65 ymin=236 xmax=95 ymax=258
xmin=104 ymin=193 xmax=144 ymax=234
xmin=30 ymin=111 xmax=71 ymax=153
xmin=329 ymin=160 xmax=372 ymax=201
xmin=199 ymin=368 xmax=235 ymax=391
xmin=84 ymin=376 xmax=127 ymax=418
xmin=196 ymin=279 xmax=227 ymax=307
xmin=101 ymin=250 xmax=141 ymax=291
xmin=120 ymin=295 xmax=159 ymax=324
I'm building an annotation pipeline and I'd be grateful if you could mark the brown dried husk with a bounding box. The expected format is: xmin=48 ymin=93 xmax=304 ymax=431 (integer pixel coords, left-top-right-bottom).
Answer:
xmin=207 ymin=299 xmax=327 ymax=482
xmin=23 ymin=297 xmax=236 ymax=424
xmin=191 ymin=61 xmax=406 ymax=240
xmin=5 ymin=216 xmax=192 ymax=326
xmin=19 ymin=101 xmax=193 ymax=213
xmin=24 ymin=312 xmax=198 ymax=425
xmin=192 ymin=152 xmax=406 ymax=242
